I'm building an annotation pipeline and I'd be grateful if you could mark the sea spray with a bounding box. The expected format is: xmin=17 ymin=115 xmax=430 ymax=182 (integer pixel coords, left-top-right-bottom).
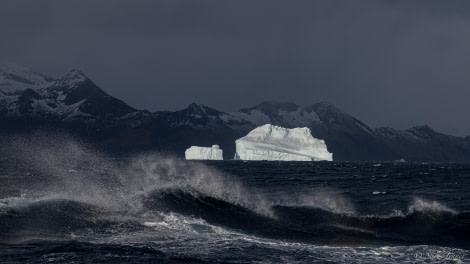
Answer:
xmin=408 ymin=198 xmax=457 ymax=215
xmin=0 ymin=132 xmax=275 ymax=217
xmin=123 ymin=153 xmax=274 ymax=217
xmin=1 ymin=144 xmax=470 ymax=262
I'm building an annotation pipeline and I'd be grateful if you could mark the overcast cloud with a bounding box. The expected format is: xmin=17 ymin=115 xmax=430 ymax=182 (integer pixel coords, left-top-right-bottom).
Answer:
xmin=1 ymin=0 xmax=470 ymax=136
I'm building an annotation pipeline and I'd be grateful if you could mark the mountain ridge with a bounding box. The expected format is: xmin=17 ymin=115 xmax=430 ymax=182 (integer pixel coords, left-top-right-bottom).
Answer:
xmin=1 ymin=67 xmax=469 ymax=161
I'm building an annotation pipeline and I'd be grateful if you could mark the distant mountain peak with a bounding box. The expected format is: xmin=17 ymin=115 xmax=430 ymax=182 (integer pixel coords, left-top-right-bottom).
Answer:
xmin=233 ymin=101 xmax=322 ymax=128
xmin=183 ymin=103 xmax=223 ymax=117
xmin=58 ymin=69 xmax=89 ymax=87
xmin=313 ymin=101 xmax=333 ymax=107
xmin=410 ymin=125 xmax=433 ymax=131
xmin=241 ymin=101 xmax=300 ymax=114
xmin=158 ymin=103 xmax=227 ymax=129
xmin=67 ymin=68 xmax=86 ymax=77
xmin=0 ymin=65 xmax=54 ymax=91
xmin=406 ymin=125 xmax=437 ymax=138
xmin=305 ymin=102 xmax=353 ymax=121
xmin=309 ymin=101 xmax=344 ymax=113
xmin=187 ymin=102 xmax=207 ymax=111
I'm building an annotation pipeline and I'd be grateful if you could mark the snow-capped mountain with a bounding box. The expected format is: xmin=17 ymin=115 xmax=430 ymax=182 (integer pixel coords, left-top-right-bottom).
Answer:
xmin=0 ymin=65 xmax=54 ymax=92
xmin=233 ymin=101 xmax=319 ymax=128
xmin=229 ymin=101 xmax=374 ymax=136
xmin=1 ymin=66 xmax=469 ymax=161
xmin=158 ymin=103 xmax=239 ymax=129
xmin=0 ymin=66 xmax=136 ymax=121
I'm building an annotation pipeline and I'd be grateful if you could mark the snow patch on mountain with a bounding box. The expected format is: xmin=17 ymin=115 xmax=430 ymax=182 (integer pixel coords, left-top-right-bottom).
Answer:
xmin=0 ymin=65 xmax=54 ymax=93
xmin=231 ymin=110 xmax=271 ymax=127
xmin=218 ymin=113 xmax=255 ymax=132
xmin=53 ymin=69 xmax=89 ymax=94
xmin=230 ymin=102 xmax=321 ymax=128
xmin=0 ymin=66 xmax=133 ymax=121
xmin=278 ymin=108 xmax=321 ymax=127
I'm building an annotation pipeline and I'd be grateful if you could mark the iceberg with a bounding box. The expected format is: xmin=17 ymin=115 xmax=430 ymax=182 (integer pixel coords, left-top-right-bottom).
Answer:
xmin=234 ymin=124 xmax=333 ymax=161
xmin=185 ymin=145 xmax=223 ymax=160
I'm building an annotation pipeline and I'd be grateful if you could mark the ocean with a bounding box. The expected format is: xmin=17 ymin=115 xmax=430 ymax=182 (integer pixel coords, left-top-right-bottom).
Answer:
xmin=0 ymin=144 xmax=469 ymax=263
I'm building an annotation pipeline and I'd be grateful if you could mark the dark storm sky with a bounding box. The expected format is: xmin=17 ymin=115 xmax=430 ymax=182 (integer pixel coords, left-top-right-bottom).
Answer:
xmin=1 ymin=0 xmax=470 ymax=136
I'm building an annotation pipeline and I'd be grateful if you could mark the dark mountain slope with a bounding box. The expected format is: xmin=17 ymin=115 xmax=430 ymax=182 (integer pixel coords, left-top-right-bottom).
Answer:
xmin=1 ymin=66 xmax=470 ymax=161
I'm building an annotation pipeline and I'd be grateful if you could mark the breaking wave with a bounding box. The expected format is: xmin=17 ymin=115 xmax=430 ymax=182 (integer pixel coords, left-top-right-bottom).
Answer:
xmin=0 ymin=133 xmax=469 ymax=251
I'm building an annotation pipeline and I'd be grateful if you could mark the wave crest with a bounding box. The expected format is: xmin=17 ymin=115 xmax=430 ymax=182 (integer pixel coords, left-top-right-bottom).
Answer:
xmin=408 ymin=198 xmax=457 ymax=215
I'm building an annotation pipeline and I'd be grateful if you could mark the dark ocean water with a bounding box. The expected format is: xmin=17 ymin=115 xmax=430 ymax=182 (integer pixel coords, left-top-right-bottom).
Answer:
xmin=1 ymin=146 xmax=469 ymax=263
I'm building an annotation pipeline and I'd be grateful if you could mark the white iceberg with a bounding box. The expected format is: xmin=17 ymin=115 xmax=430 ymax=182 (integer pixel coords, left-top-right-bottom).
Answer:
xmin=234 ymin=124 xmax=333 ymax=161
xmin=185 ymin=145 xmax=223 ymax=160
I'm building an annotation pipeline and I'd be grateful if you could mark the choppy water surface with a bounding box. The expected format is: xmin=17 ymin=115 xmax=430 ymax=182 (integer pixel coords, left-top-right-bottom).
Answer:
xmin=0 ymin=139 xmax=469 ymax=263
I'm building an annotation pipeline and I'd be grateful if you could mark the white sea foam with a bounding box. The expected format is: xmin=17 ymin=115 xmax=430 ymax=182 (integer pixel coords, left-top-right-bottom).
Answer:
xmin=365 ymin=198 xmax=458 ymax=219
xmin=1 ymin=131 xmax=351 ymax=219
xmin=0 ymin=196 xmax=39 ymax=210
xmin=408 ymin=198 xmax=457 ymax=214
xmin=124 ymin=153 xmax=274 ymax=217
xmin=1 ymin=132 xmax=274 ymax=217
